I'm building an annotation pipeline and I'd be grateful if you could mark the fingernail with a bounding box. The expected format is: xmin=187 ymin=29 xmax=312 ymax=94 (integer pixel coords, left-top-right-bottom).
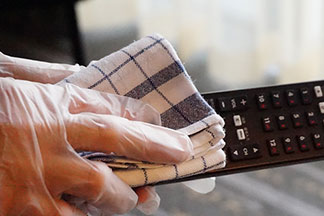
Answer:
xmin=137 ymin=188 xmax=160 ymax=215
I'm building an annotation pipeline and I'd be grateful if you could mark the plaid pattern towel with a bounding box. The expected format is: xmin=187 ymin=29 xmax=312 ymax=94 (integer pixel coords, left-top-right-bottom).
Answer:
xmin=57 ymin=34 xmax=226 ymax=187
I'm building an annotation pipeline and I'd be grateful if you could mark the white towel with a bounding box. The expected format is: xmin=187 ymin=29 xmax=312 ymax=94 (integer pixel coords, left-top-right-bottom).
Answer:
xmin=57 ymin=34 xmax=226 ymax=187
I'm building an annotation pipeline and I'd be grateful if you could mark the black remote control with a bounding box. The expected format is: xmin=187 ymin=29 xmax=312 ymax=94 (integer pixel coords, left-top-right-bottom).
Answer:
xmin=159 ymin=80 xmax=324 ymax=184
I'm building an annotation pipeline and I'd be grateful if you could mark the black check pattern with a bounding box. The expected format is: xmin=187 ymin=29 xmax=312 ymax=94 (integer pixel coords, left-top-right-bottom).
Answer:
xmin=64 ymin=34 xmax=217 ymax=132
xmin=58 ymin=34 xmax=226 ymax=187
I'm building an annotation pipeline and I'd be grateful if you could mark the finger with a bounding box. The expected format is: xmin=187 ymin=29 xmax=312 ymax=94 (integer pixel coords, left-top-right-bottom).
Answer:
xmin=0 ymin=179 xmax=85 ymax=216
xmin=66 ymin=113 xmax=193 ymax=164
xmin=61 ymin=195 xmax=89 ymax=216
xmin=62 ymin=160 xmax=138 ymax=215
xmin=0 ymin=52 xmax=81 ymax=83
xmin=65 ymin=84 xmax=161 ymax=125
xmin=135 ymin=187 xmax=160 ymax=215
xmin=56 ymin=200 xmax=87 ymax=216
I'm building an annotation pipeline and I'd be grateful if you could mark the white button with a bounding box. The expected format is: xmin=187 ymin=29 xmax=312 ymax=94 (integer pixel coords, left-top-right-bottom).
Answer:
xmin=314 ymin=86 xmax=323 ymax=98
xmin=253 ymin=148 xmax=259 ymax=153
xmin=236 ymin=129 xmax=246 ymax=140
xmin=233 ymin=115 xmax=242 ymax=126
xmin=319 ymin=102 xmax=324 ymax=114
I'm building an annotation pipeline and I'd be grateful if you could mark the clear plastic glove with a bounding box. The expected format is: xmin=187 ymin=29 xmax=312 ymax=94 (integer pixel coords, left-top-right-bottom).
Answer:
xmin=0 ymin=51 xmax=83 ymax=84
xmin=0 ymin=77 xmax=193 ymax=215
xmin=0 ymin=52 xmax=169 ymax=215
xmin=68 ymin=186 xmax=161 ymax=216
xmin=0 ymin=52 xmax=212 ymax=214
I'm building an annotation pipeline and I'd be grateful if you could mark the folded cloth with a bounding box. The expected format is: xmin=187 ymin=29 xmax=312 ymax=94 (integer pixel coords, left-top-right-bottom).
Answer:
xmin=57 ymin=34 xmax=226 ymax=187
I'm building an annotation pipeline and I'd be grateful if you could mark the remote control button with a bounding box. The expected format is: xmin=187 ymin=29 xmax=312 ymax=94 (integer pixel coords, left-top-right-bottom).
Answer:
xmin=306 ymin=111 xmax=317 ymax=126
xmin=256 ymin=94 xmax=268 ymax=110
xmin=217 ymin=97 xmax=231 ymax=111
xmin=233 ymin=115 xmax=242 ymax=126
xmin=291 ymin=113 xmax=303 ymax=128
xmin=312 ymin=133 xmax=323 ymax=149
xmin=277 ymin=115 xmax=288 ymax=130
xmin=236 ymin=96 xmax=249 ymax=110
xmin=262 ymin=117 xmax=274 ymax=132
xmin=218 ymin=96 xmax=248 ymax=112
xmin=229 ymin=144 xmax=261 ymax=161
xmin=271 ymin=91 xmax=282 ymax=108
xmin=300 ymin=88 xmax=313 ymax=105
xmin=230 ymin=98 xmax=238 ymax=110
xmin=314 ymin=86 xmax=323 ymax=98
xmin=319 ymin=102 xmax=324 ymax=114
xmin=267 ymin=139 xmax=280 ymax=156
xmin=282 ymin=137 xmax=294 ymax=154
xmin=205 ymin=98 xmax=216 ymax=109
xmin=297 ymin=135 xmax=310 ymax=152
xmin=236 ymin=129 xmax=246 ymax=140
xmin=286 ymin=90 xmax=297 ymax=106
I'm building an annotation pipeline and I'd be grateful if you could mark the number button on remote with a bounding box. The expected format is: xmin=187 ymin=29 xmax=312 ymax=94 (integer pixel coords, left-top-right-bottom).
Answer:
xmin=277 ymin=115 xmax=288 ymax=130
xmin=300 ymin=88 xmax=312 ymax=105
xmin=291 ymin=113 xmax=303 ymax=128
xmin=267 ymin=139 xmax=280 ymax=156
xmin=297 ymin=135 xmax=309 ymax=152
xmin=257 ymin=94 xmax=268 ymax=110
xmin=262 ymin=117 xmax=274 ymax=132
xmin=282 ymin=137 xmax=294 ymax=154
xmin=271 ymin=91 xmax=282 ymax=108
xmin=306 ymin=112 xmax=317 ymax=126
xmin=312 ymin=133 xmax=323 ymax=149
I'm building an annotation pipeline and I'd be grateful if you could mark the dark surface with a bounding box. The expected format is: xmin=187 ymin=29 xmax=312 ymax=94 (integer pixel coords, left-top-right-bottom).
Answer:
xmin=0 ymin=1 xmax=84 ymax=64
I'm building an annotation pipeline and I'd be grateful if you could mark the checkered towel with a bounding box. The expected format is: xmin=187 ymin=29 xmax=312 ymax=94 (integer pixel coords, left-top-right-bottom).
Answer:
xmin=57 ymin=34 xmax=226 ymax=187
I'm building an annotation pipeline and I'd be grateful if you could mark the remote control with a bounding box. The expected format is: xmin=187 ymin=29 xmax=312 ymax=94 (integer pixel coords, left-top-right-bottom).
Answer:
xmin=159 ymin=80 xmax=324 ymax=184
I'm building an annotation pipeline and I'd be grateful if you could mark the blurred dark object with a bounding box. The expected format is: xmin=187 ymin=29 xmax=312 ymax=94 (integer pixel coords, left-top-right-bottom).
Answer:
xmin=0 ymin=0 xmax=85 ymax=64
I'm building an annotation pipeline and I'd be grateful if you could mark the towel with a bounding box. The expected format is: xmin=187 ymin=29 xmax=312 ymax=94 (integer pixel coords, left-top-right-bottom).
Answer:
xmin=57 ymin=34 xmax=226 ymax=187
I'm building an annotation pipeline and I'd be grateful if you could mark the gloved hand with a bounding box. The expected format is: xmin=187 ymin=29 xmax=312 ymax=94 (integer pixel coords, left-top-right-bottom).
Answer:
xmin=0 ymin=52 xmax=174 ymax=215
xmin=0 ymin=51 xmax=83 ymax=84
xmin=0 ymin=77 xmax=193 ymax=215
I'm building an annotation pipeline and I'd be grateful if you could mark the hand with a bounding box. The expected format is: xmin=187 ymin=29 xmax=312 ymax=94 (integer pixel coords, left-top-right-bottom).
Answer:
xmin=0 ymin=51 xmax=82 ymax=84
xmin=0 ymin=53 xmax=169 ymax=214
xmin=0 ymin=78 xmax=193 ymax=215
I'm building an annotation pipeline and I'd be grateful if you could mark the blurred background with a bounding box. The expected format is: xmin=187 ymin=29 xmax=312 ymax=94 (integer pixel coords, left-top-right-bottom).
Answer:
xmin=1 ymin=0 xmax=324 ymax=215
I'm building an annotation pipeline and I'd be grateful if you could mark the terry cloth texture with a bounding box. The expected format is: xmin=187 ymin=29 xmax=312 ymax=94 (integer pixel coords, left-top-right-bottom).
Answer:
xmin=57 ymin=34 xmax=226 ymax=187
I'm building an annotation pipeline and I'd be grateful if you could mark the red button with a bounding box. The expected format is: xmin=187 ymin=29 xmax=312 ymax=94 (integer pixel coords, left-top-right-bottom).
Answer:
xmin=272 ymin=148 xmax=277 ymax=153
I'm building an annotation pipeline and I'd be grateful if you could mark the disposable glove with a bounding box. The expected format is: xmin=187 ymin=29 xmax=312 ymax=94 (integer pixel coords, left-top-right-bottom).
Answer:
xmin=0 ymin=77 xmax=193 ymax=216
xmin=0 ymin=52 xmax=167 ymax=215
xmin=0 ymin=51 xmax=82 ymax=84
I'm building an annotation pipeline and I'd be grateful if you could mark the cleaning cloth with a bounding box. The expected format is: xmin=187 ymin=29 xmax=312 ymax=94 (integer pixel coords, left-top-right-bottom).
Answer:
xmin=57 ymin=34 xmax=226 ymax=187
